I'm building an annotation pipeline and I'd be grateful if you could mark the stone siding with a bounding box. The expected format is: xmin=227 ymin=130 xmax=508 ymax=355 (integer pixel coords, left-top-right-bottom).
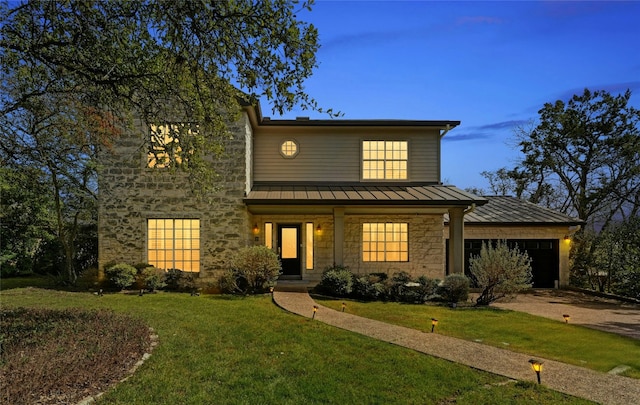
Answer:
xmin=343 ymin=214 xmax=445 ymax=279
xmin=98 ymin=114 xmax=253 ymax=281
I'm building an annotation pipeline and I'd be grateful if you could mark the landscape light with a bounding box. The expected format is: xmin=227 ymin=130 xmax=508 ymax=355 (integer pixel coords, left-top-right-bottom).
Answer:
xmin=529 ymin=359 xmax=543 ymax=384
xmin=312 ymin=305 xmax=318 ymax=319
xmin=431 ymin=318 xmax=438 ymax=333
xmin=342 ymin=302 xmax=346 ymax=312
xmin=563 ymin=314 xmax=570 ymax=323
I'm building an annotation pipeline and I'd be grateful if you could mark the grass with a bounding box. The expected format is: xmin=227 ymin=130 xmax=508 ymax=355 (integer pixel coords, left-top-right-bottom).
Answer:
xmin=316 ymin=298 xmax=640 ymax=379
xmin=0 ymin=284 xmax=593 ymax=404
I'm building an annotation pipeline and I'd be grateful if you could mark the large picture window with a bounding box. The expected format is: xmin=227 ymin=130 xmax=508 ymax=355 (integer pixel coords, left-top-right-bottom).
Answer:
xmin=148 ymin=219 xmax=200 ymax=272
xmin=362 ymin=140 xmax=408 ymax=180
xmin=362 ymin=223 xmax=408 ymax=262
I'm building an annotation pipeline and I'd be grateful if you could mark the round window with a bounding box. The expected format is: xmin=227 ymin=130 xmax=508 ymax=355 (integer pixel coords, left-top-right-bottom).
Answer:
xmin=280 ymin=139 xmax=299 ymax=158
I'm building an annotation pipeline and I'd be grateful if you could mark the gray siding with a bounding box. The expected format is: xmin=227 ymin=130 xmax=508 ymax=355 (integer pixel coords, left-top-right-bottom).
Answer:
xmin=253 ymin=127 xmax=440 ymax=183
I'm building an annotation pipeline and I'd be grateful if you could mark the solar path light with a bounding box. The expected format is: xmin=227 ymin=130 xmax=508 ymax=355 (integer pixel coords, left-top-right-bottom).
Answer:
xmin=529 ymin=359 xmax=543 ymax=384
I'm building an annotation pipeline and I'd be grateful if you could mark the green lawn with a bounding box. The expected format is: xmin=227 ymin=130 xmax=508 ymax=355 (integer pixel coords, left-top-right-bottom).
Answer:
xmin=0 ymin=285 xmax=593 ymax=404
xmin=316 ymin=298 xmax=640 ymax=379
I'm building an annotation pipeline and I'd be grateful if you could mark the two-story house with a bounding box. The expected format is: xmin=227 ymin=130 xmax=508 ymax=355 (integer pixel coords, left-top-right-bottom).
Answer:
xmin=98 ymin=102 xmax=581 ymax=288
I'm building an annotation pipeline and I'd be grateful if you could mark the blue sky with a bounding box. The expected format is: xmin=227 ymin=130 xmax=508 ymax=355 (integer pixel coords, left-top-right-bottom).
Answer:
xmin=263 ymin=0 xmax=640 ymax=190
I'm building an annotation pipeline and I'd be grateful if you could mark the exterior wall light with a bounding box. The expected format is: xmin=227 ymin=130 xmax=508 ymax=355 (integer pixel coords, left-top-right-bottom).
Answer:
xmin=316 ymin=224 xmax=322 ymax=235
xmin=529 ymin=359 xmax=543 ymax=384
xmin=564 ymin=235 xmax=571 ymax=243
xmin=431 ymin=318 xmax=438 ymax=333
xmin=253 ymin=224 xmax=259 ymax=234
xmin=563 ymin=314 xmax=570 ymax=323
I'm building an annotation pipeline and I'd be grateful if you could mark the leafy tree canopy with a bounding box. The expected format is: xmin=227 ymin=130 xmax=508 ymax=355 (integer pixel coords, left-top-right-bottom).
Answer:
xmin=1 ymin=0 xmax=329 ymax=282
xmin=480 ymin=89 xmax=640 ymax=230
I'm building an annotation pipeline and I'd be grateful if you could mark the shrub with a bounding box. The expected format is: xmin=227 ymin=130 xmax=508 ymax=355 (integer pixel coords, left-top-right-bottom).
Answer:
xmin=164 ymin=268 xmax=184 ymax=291
xmin=318 ymin=265 xmax=353 ymax=296
xmin=222 ymin=246 xmax=281 ymax=294
xmin=438 ymin=274 xmax=470 ymax=303
xmin=352 ymin=273 xmax=387 ymax=301
xmin=470 ymin=240 xmax=533 ymax=306
xmin=140 ymin=266 xmax=167 ymax=292
xmin=417 ymin=276 xmax=441 ymax=301
xmin=104 ymin=263 xmax=137 ymax=290
xmin=386 ymin=272 xmax=424 ymax=303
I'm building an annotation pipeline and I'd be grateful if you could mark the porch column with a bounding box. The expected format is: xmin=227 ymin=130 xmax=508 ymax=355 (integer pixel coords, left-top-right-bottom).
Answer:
xmin=334 ymin=207 xmax=345 ymax=266
xmin=448 ymin=207 xmax=465 ymax=275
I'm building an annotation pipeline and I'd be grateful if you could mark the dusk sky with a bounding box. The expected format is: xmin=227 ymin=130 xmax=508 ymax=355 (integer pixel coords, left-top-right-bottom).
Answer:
xmin=263 ymin=0 xmax=640 ymax=190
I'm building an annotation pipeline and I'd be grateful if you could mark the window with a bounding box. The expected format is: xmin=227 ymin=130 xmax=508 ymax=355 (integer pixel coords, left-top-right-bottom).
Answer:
xmin=264 ymin=223 xmax=273 ymax=249
xmin=280 ymin=139 xmax=299 ymax=158
xmin=362 ymin=140 xmax=408 ymax=179
xmin=148 ymin=219 xmax=200 ymax=272
xmin=305 ymin=223 xmax=314 ymax=270
xmin=147 ymin=123 xmax=196 ymax=168
xmin=362 ymin=223 xmax=408 ymax=262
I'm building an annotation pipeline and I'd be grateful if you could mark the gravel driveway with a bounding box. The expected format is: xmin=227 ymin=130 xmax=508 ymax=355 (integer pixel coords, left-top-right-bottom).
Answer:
xmin=492 ymin=289 xmax=640 ymax=340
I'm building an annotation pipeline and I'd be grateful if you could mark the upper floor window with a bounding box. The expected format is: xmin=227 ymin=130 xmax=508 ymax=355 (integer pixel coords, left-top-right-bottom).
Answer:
xmin=362 ymin=140 xmax=408 ymax=180
xmin=147 ymin=123 xmax=196 ymax=168
xmin=280 ymin=139 xmax=299 ymax=158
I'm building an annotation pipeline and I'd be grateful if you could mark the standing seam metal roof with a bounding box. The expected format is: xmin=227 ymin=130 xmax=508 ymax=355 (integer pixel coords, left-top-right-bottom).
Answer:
xmin=244 ymin=184 xmax=487 ymax=206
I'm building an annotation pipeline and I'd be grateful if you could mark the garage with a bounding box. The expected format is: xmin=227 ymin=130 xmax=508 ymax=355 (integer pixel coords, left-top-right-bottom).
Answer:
xmin=445 ymin=196 xmax=583 ymax=288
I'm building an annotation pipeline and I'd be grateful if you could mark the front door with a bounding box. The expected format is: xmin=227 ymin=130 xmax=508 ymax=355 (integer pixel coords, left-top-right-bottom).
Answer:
xmin=278 ymin=224 xmax=301 ymax=278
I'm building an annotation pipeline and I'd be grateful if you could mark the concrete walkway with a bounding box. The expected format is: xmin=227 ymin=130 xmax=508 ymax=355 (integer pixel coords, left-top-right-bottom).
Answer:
xmin=272 ymin=284 xmax=640 ymax=405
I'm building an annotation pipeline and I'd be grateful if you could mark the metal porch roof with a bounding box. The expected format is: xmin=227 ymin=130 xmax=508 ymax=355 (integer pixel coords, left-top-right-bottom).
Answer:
xmin=445 ymin=196 xmax=584 ymax=225
xmin=244 ymin=184 xmax=488 ymax=206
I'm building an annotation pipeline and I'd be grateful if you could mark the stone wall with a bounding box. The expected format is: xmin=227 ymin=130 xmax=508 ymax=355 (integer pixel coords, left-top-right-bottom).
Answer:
xmin=97 ymin=113 xmax=253 ymax=281
xmin=343 ymin=214 xmax=445 ymax=279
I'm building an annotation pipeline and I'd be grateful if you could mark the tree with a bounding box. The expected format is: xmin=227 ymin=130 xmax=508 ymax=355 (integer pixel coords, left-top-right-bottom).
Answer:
xmin=0 ymin=167 xmax=53 ymax=276
xmin=469 ymin=240 xmax=533 ymax=306
xmin=576 ymin=217 xmax=640 ymax=297
xmin=1 ymin=0 xmax=329 ymax=283
xmin=482 ymin=89 xmax=640 ymax=229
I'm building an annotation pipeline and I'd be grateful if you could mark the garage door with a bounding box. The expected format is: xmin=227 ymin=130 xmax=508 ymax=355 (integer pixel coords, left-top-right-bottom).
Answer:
xmin=447 ymin=239 xmax=559 ymax=288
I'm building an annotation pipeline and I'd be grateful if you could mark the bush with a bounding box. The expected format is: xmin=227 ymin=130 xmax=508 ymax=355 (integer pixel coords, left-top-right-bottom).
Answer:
xmin=221 ymin=246 xmax=281 ymax=294
xmin=318 ymin=265 xmax=353 ymax=297
xmin=438 ymin=274 xmax=470 ymax=303
xmin=140 ymin=266 xmax=167 ymax=292
xmin=104 ymin=263 xmax=137 ymax=290
xmin=352 ymin=274 xmax=387 ymax=301
xmin=470 ymin=240 xmax=532 ymax=306
xmin=164 ymin=268 xmax=184 ymax=291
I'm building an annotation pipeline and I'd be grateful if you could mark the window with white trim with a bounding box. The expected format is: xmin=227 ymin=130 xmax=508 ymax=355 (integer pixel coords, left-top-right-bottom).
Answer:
xmin=362 ymin=140 xmax=408 ymax=179
xmin=147 ymin=219 xmax=200 ymax=272
xmin=362 ymin=223 xmax=408 ymax=262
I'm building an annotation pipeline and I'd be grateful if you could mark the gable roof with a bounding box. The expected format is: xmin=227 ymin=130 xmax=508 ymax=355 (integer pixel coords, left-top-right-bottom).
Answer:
xmin=444 ymin=196 xmax=584 ymax=226
xmin=245 ymin=184 xmax=487 ymax=207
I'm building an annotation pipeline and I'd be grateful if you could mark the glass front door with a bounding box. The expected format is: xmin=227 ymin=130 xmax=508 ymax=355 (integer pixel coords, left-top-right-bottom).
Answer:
xmin=278 ymin=224 xmax=301 ymax=277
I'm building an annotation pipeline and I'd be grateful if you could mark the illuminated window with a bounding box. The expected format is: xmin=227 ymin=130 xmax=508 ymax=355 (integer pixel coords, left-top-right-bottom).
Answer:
xmin=264 ymin=223 xmax=273 ymax=249
xmin=362 ymin=223 xmax=408 ymax=262
xmin=362 ymin=140 xmax=408 ymax=179
xmin=306 ymin=223 xmax=314 ymax=270
xmin=147 ymin=219 xmax=200 ymax=272
xmin=280 ymin=139 xmax=299 ymax=158
xmin=147 ymin=123 xmax=196 ymax=168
